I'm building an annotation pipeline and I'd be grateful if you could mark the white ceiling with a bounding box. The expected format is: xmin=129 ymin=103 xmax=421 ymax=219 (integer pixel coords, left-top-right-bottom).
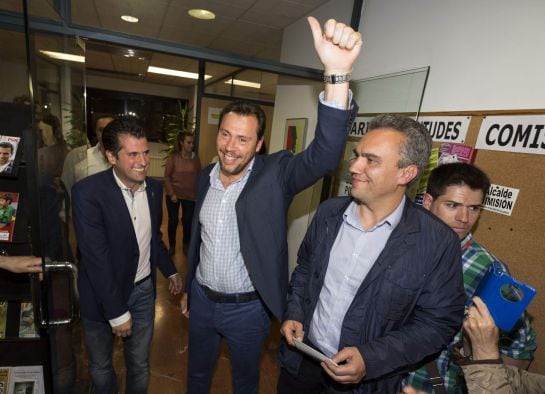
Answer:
xmin=1 ymin=0 xmax=331 ymax=99
xmin=70 ymin=0 xmax=330 ymax=61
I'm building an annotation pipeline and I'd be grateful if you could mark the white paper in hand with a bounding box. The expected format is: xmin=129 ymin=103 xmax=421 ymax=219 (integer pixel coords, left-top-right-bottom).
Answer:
xmin=292 ymin=338 xmax=338 ymax=366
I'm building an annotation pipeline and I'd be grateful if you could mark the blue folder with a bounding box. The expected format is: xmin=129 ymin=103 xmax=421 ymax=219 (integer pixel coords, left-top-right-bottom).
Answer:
xmin=474 ymin=262 xmax=537 ymax=332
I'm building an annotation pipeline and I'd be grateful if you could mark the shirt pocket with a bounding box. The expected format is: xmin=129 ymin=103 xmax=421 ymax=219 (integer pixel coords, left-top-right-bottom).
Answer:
xmin=375 ymin=270 xmax=421 ymax=321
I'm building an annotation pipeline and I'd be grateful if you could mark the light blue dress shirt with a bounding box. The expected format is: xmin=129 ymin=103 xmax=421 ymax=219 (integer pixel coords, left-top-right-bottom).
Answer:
xmin=309 ymin=196 xmax=405 ymax=356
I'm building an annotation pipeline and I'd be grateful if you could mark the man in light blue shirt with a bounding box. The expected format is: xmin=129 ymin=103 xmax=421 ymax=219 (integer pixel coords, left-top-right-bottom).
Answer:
xmin=278 ymin=114 xmax=465 ymax=393
xmin=182 ymin=16 xmax=362 ymax=394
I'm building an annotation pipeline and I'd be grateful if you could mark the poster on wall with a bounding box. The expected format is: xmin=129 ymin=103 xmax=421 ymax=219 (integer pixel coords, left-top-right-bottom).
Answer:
xmin=349 ymin=116 xmax=374 ymax=137
xmin=0 ymin=191 xmax=18 ymax=242
xmin=483 ymin=183 xmax=519 ymax=216
xmin=418 ymin=116 xmax=471 ymax=143
xmin=0 ymin=135 xmax=21 ymax=177
xmin=207 ymin=107 xmax=221 ymax=125
xmin=475 ymin=115 xmax=545 ymax=155
xmin=284 ymin=118 xmax=308 ymax=154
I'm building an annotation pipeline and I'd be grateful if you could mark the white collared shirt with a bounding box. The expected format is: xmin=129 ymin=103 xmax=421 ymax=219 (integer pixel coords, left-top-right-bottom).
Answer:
xmin=109 ymin=171 xmax=151 ymax=327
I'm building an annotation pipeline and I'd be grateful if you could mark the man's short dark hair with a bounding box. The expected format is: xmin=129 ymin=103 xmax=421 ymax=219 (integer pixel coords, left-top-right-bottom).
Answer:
xmin=368 ymin=114 xmax=432 ymax=186
xmin=0 ymin=142 xmax=14 ymax=153
xmin=102 ymin=116 xmax=146 ymax=157
xmin=426 ymin=163 xmax=491 ymax=202
xmin=218 ymin=101 xmax=266 ymax=140
xmin=95 ymin=114 xmax=114 ymax=130
xmin=0 ymin=193 xmax=12 ymax=203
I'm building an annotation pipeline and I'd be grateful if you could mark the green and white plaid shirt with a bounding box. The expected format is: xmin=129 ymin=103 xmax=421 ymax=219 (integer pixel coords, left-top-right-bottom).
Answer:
xmin=404 ymin=232 xmax=537 ymax=393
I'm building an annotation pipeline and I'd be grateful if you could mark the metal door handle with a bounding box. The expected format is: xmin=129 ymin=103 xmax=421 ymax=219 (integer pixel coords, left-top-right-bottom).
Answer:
xmin=31 ymin=261 xmax=79 ymax=327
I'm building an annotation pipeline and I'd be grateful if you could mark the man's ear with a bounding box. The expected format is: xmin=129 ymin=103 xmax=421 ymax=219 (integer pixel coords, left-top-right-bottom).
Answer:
xmin=105 ymin=150 xmax=117 ymax=166
xmin=255 ymin=137 xmax=264 ymax=153
xmin=398 ymin=164 xmax=418 ymax=186
xmin=422 ymin=193 xmax=434 ymax=210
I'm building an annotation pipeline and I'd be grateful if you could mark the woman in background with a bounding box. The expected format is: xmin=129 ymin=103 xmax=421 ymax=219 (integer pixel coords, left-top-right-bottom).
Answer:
xmin=164 ymin=132 xmax=201 ymax=255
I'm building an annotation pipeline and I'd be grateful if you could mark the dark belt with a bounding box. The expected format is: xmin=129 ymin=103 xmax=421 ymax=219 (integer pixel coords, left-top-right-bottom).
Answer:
xmin=199 ymin=283 xmax=259 ymax=303
xmin=134 ymin=274 xmax=151 ymax=286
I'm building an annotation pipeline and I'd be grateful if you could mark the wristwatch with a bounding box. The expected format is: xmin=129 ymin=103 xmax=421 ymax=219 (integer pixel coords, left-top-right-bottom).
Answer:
xmin=323 ymin=72 xmax=351 ymax=84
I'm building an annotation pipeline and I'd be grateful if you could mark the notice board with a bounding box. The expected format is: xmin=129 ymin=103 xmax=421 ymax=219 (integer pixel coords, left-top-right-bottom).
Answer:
xmin=421 ymin=108 xmax=545 ymax=374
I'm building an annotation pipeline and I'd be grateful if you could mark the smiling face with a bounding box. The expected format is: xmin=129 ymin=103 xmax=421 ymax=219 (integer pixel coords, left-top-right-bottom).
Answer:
xmin=105 ymin=134 xmax=149 ymax=191
xmin=349 ymin=128 xmax=417 ymax=207
xmin=216 ymin=112 xmax=263 ymax=185
xmin=423 ymin=184 xmax=484 ymax=239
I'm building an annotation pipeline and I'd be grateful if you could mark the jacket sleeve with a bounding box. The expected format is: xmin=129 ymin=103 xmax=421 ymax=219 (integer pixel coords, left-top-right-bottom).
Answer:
xmin=72 ymin=183 xmax=128 ymax=320
xmin=462 ymin=363 xmax=545 ymax=394
xmin=281 ymin=101 xmax=357 ymax=197
xmin=359 ymin=232 xmax=466 ymax=380
xmin=151 ymin=182 xmax=177 ymax=279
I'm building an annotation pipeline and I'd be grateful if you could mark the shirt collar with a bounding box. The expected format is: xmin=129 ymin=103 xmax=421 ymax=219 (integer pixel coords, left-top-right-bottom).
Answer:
xmin=209 ymin=157 xmax=255 ymax=188
xmin=461 ymin=232 xmax=474 ymax=251
xmin=112 ymin=168 xmax=146 ymax=193
xmin=344 ymin=195 xmax=406 ymax=231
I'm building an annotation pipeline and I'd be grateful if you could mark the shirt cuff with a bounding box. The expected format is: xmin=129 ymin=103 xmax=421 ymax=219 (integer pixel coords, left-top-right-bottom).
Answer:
xmin=319 ymin=90 xmax=353 ymax=109
xmin=109 ymin=311 xmax=131 ymax=327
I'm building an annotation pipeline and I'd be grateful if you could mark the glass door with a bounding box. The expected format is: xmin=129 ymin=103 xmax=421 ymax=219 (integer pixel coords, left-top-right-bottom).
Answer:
xmin=27 ymin=29 xmax=84 ymax=393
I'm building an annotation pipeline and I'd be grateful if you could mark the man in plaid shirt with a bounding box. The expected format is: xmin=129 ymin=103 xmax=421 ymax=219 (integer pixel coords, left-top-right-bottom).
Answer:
xmin=404 ymin=163 xmax=536 ymax=393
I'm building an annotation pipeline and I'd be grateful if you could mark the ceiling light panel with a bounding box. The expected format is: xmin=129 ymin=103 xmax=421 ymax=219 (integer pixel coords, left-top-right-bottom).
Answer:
xmin=121 ymin=15 xmax=139 ymax=23
xmin=147 ymin=66 xmax=211 ymax=80
xmin=39 ymin=50 xmax=85 ymax=63
xmin=188 ymin=9 xmax=216 ymax=20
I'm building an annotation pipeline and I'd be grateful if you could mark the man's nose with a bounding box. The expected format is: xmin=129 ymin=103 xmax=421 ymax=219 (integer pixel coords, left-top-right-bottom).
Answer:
xmin=225 ymin=138 xmax=237 ymax=151
xmin=456 ymin=207 xmax=469 ymax=223
xmin=349 ymin=157 xmax=364 ymax=174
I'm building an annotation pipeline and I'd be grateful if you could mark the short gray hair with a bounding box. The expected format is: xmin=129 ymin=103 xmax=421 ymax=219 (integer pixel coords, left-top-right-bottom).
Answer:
xmin=368 ymin=114 xmax=431 ymax=186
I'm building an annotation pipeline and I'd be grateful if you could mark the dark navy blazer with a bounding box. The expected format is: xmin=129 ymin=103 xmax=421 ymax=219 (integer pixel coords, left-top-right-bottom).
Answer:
xmin=280 ymin=196 xmax=465 ymax=393
xmin=185 ymin=101 xmax=358 ymax=321
xmin=72 ymin=168 xmax=177 ymax=322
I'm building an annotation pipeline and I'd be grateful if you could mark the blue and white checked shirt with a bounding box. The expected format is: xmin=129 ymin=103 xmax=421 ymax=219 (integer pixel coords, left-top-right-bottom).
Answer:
xmin=196 ymin=159 xmax=255 ymax=293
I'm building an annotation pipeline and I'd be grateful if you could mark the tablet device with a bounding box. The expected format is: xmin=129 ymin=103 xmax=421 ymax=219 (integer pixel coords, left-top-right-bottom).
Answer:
xmin=292 ymin=338 xmax=338 ymax=366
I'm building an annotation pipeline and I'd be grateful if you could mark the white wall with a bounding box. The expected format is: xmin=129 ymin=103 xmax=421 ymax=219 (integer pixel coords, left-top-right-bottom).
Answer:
xmin=271 ymin=84 xmax=321 ymax=272
xmin=278 ymin=0 xmax=545 ymax=271
xmin=275 ymin=0 xmax=354 ymax=273
xmin=357 ymin=0 xmax=545 ymax=111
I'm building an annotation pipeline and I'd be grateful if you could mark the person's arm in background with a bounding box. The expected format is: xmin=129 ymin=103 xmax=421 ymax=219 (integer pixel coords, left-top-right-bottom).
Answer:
xmin=0 ymin=255 xmax=42 ymax=274
xmin=150 ymin=180 xmax=182 ymax=295
xmin=459 ymin=297 xmax=545 ymax=394
xmin=163 ymin=154 xmax=176 ymax=202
